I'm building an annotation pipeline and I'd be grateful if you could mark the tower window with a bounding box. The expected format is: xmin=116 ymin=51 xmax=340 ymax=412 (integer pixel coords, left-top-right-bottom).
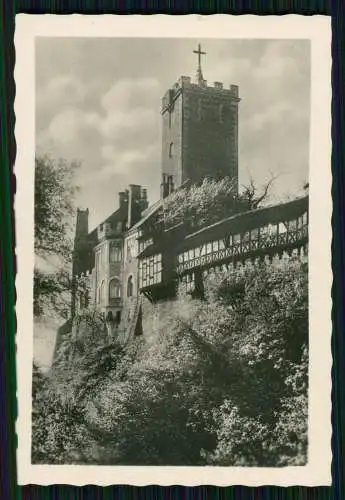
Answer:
xmin=169 ymin=142 xmax=174 ymax=158
xmin=109 ymin=278 xmax=122 ymax=299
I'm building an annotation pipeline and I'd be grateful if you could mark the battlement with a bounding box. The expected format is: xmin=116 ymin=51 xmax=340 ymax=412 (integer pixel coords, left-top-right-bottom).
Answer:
xmin=97 ymin=221 xmax=122 ymax=242
xmin=161 ymin=76 xmax=240 ymax=113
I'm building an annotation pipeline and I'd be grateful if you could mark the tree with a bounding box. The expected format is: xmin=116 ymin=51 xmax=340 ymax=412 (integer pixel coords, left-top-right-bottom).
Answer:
xmin=158 ymin=175 xmax=277 ymax=232
xmin=32 ymin=170 xmax=308 ymax=466
xmin=32 ymin=258 xmax=308 ymax=466
xmin=74 ymin=258 xmax=308 ymax=466
xmin=34 ymin=155 xmax=79 ymax=317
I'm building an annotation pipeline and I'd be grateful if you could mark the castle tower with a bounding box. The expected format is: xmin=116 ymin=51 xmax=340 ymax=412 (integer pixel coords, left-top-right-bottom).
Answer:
xmin=161 ymin=44 xmax=240 ymax=193
xmin=73 ymin=208 xmax=89 ymax=275
xmin=71 ymin=208 xmax=90 ymax=317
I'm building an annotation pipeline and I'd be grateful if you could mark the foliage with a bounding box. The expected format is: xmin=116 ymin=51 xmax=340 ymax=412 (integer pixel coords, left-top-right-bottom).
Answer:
xmin=34 ymin=154 xmax=79 ymax=318
xmin=32 ymin=257 xmax=308 ymax=466
xmin=35 ymin=155 xmax=78 ymax=259
xmin=158 ymin=176 xmax=276 ymax=231
xmin=196 ymin=258 xmax=308 ymax=466
xmin=31 ymin=310 xmax=127 ymax=464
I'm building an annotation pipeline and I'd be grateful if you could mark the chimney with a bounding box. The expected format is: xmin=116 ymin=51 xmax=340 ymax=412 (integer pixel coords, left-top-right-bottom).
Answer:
xmin=160 ymin=173 xmax=169 ymax=199
xmin=118 ymin=191 xmax=128 ymax=209
xmin=75 ymin=208 xmax=89 ymax=241
xmin=140 ymin=188 xmax=149 ymax=211
xmin=128 ymin=184 xmax=142 ymax=228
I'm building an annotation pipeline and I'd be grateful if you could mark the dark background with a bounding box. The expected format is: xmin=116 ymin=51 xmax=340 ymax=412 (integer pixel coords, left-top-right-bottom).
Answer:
xmin=0 ymin=1 xmax=343 ymax=499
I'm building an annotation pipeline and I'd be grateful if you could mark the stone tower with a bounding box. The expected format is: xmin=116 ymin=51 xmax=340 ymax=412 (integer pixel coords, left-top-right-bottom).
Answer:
xmin=161 ymin=44 xmax=240 ymax=193
xmin=73 ymin=208 xmax=89 ymax=275
xmin=71 ymin=208 xmax=90 ymax=317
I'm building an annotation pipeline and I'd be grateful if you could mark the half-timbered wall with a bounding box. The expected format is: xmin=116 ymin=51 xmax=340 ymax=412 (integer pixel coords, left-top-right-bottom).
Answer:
xmin=139 ymin=253 xmax=163 ymax=289
xmin=177 ymin=210 xmax=308 ymax=275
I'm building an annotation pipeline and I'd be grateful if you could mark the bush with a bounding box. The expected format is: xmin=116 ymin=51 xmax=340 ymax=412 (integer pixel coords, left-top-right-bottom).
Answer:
xmin=32 ymin=258 xmax=308 ymax=466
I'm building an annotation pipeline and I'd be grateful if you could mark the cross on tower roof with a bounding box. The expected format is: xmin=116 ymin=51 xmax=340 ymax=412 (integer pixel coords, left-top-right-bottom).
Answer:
xmin=193 ymin=43 xmax=206 ymax=86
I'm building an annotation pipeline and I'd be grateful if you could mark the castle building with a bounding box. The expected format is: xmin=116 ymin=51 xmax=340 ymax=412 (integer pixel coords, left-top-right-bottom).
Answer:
xmin=65 ymin=44 xmax=308 ymax=349
xmin=161 ymin=44 xmax=240 ymax=191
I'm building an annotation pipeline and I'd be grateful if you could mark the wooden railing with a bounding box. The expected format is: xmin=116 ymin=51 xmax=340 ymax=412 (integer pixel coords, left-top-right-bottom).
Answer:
xmin=176 ymin=224 xmax=308 ymax=275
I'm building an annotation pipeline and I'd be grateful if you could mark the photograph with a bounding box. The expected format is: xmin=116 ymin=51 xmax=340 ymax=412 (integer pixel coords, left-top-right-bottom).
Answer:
xmin=15 ymin=15 xmax=332 ymax=486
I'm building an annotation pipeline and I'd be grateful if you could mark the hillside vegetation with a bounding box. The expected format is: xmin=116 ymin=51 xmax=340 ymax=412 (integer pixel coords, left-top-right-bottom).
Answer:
xmin=32 ymin=257 xmax=308 ymax=466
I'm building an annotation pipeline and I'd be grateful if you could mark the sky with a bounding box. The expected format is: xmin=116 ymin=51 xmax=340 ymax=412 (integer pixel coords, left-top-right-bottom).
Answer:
xmin=36 ymin=37 xmax=311 ymax=231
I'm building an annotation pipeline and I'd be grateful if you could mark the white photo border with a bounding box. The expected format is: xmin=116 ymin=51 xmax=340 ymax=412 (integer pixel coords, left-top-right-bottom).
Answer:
xmin=14 ymin=14 xmax=332 ymax=486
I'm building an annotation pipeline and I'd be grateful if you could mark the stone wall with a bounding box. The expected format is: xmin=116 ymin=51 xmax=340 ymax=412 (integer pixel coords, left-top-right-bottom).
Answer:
xmin=140 ymin=250 xmax=308 ymax=345
xmin=182 ymin=87 xmax=239 ymax=187
xmin=161 ymin=92 xmax=183 ymax=187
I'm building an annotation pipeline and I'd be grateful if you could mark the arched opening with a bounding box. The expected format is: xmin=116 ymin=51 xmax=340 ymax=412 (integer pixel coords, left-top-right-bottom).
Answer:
xmin=109 ymin=278 xmax=122 ymax=299
xmin=127 ymin=275 xmax=134 ymax=297
xmin=169 ymin=142 xmax=174 ymax=158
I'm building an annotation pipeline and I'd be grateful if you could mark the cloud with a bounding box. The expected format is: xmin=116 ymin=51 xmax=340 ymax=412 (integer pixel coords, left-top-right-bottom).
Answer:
xmin=101 ymin=77 xmax=161 ymax=111
xmin=36 ymin=75 xmax=87 ymax=132
xmin=36 ymin=37 xmax=310 ymax=228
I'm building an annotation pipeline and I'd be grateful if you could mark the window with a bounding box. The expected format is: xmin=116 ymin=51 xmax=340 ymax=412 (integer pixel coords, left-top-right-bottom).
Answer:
xmin=278 ymin=222 xmax=288 ymax=234
xmin=288 ymin=220 xmax=297 ymax=231
xmin=268 ymin=223 xmax=278 ymax=235
xmin=186 ymin=273 xmax=195 ymax=294
xmin=127 ymin=242 xmax=132 ymax=261
xmin=251 ymin=228 xmax=259 ymax=240
xmin=110 ymin=243 xmax=122 ymax=263
xmin=127 ymin=276 xmax=134 ymax=297
xmin=100 ymin=247 xmax=105 ymax=268
xmin=109 ymin=278 xmax=121 ymax=299
xmin=96 ymin=251 xmax=101 ymax=274
xmin=106 ymin=310 xmax=113 ymax=322
xmin=139 ymin=253 xmax=162 ymax=288
xmin=242 ymin=231 xmax=250 ymax=243
xmin=169 ymin=142 xmax=174 ymax=158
